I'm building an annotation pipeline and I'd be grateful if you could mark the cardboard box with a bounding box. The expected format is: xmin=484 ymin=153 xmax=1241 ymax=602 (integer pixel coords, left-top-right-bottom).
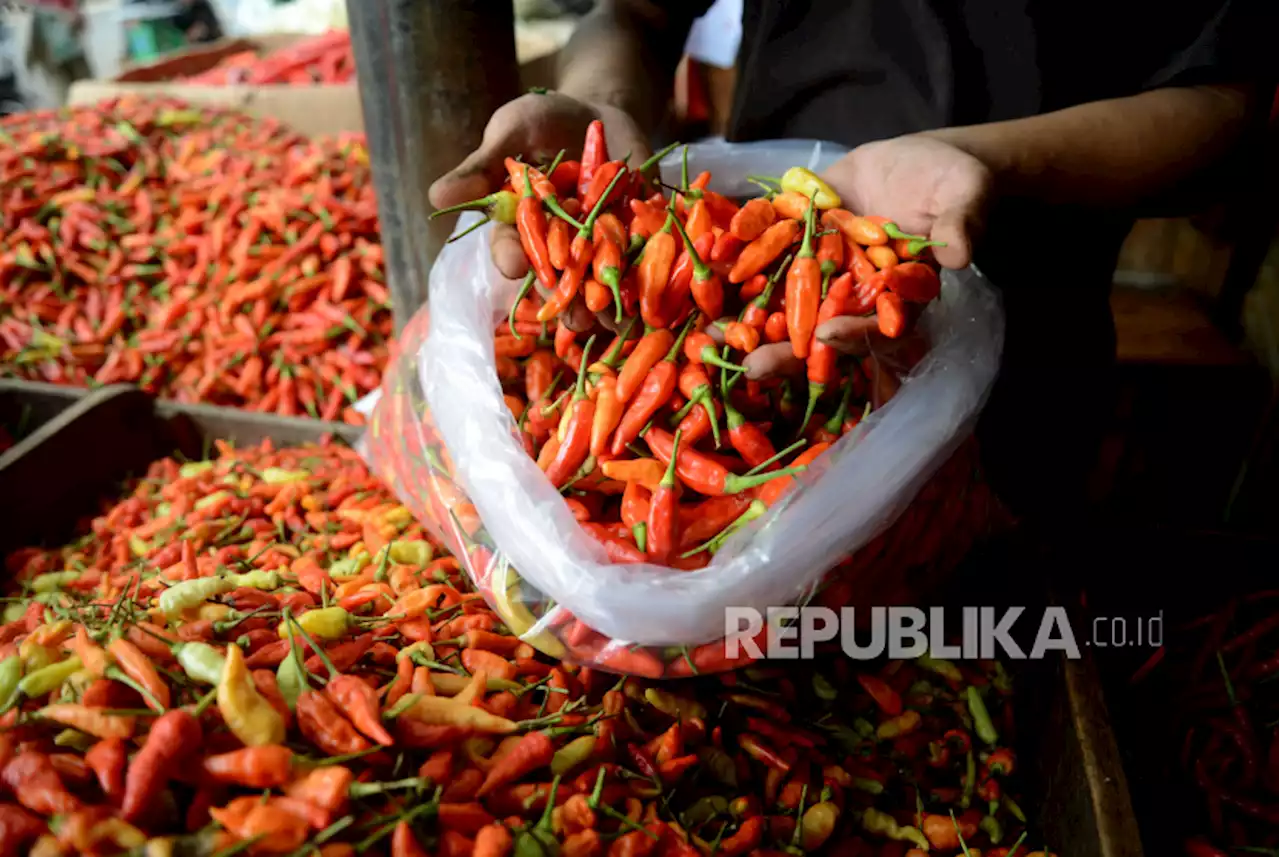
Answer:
xmin=67 ymin=81 xmax=364 ymax=137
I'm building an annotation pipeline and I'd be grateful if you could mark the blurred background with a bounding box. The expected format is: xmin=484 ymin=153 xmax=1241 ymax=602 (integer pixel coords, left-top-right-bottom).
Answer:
xmin=2 ymin=0 xmax=1274 ymax=535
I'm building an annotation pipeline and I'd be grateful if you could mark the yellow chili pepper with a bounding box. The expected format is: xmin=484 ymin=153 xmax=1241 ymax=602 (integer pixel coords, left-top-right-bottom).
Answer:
xmin=429 ymin=672 xmax=522 ymax=696
xmin=217 ymin=643 xmax=286 ymax=746
xmin=18 ymin=655 xmax=83 ymax=698
xmin=489 ymin=565 xmax=566 ymax=659
xmin=399 ymin=695 xmax=517 ymax=734
xmin=159 ymin=576 xmax=234 ymax=618
xmin=396 ymin=640 xmax=435 ymax=664
xmin=779 ymin=167 xmax=841 ymax=210
xmin=276 ymin=606 xmax=350 ymax=641
xmin=197 ymin=603 xmax=233 ymax=622
xmin=801 ymin=802 xmax=841 ymax=851
xmin=19 ymin=640 xmax=55 ymax=669
xmin=644 ymin=688 xmax=707 ymax=721
xmin=860 ymin=808 xmax=929 ymax=851
xmin=876 ymin=709 xmax=923 ymax=740
xmin=27 ymin=620 xmax=73 ymax=647
xmin=227 ymin=569 xmax=281 ymax=590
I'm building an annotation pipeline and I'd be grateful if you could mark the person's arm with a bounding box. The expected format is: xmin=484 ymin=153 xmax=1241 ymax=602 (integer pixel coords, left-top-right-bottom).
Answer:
xmin=556 ymin=0 xmax=707 ymax=134
xmin=925 ymin=84 xmax=1258 ymax=210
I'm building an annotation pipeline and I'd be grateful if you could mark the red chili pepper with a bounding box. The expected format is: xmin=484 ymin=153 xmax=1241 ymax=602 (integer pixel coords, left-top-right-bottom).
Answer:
xmin=615 ymin=328 xmax=674 ymax=405
xmin=85 ymin=737 xmax=128 ymax=805
xmin=579 ymin=120 xmax=607 ymax=199
xmin=884 ymin=260 xmax=942 ymax=303
xmin=543 ymin=336 xmax=598 ymax=487
xmin=325 ymin=674 xmax=394 ymax=746
xmin=875 ymin=291 xmax=908 ymax=338
xmin=785 ymin=199 xmax=821 ymax=360
xmin=796 ymin=271 xmax=854 ymax=433
xmin=645 ymin=430 xmax=683 ymax=563
xmin=611 ymin=321 xmax=693 ymax=457
xmin=477 ymin=731 xmax=555 ymax=797
xmin=512 ymin=160 xmax=557 ymax=291
xmin=638 ymin=221 xmax=678 ymax=329
xmin=121 ymin=708 xmax=202 ymax=823
xmin=643 ymin=427 xmax=804 ymax=496
xmin=856 ymin=673 xmax=903 ymax=715
xmin=581 ymin=161 xmax=627 ymax=215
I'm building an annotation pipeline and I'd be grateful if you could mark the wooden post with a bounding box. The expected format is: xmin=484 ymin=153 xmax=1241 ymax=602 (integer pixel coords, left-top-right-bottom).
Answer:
xmin=346 ymin=1 xmax=520 ymax=332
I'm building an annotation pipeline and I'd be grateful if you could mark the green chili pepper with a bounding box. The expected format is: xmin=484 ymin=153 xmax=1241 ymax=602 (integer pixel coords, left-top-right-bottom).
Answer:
xmin=261 ymin=467 xmax=309 ymax=484
xmin=276 ymin=642 xmax=306 ymax=710
xmin=179 ymin=461 xmax=215 ymax=478
xmin=550 ymin=735 xmax=595 ymax=776
xmin=327 ymin=554 xmax=369 ymax=580
xmin=852 ymin=777 xmax=884 ymax=795
xmin=30 ymin=571 xmax=81 ymax=593
xmin=513 ymin=776 xmax=561 ymax=857
xmin=966 ymin=686 xmax=999 ymax=746
xmin=177 ymin=642 xmax=227 ymax=686
xmin=159 ymin=576 xmax=234 ymax=618
xmin=388 ymin=540 xmax=433 ymax=566
xmin=917 ymin=654 xmax=964 ymax=682
xmin=979 ymin=815 xmax=1003 ymax=844
xmin=0 ymin=655 xmax=24 ymax=712
xmin=18 ymin=655 xmax=82 ymax=698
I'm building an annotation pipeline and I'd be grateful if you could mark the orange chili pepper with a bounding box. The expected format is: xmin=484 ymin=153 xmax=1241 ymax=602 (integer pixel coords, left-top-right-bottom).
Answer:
xmin=730 ymin=197 xmax=777 ymax=242
xmin=637 ymin=224 xmax=677 ymax=329
xmin=785 ymin=199 xmax=822 ymax=359
xmin=107 ymin=638 xmax=171 ymax=712
xmin=729 ymin=219 xmax=800 ymax=284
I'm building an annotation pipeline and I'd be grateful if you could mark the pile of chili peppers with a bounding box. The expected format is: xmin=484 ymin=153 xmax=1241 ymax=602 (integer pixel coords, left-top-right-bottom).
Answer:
xmin=0 ymin=436 xmax=1048 ymax=856
xmin=0 ymin=96 xmax=390 ymax=423
xmin=183 ymin=32 xmax=356 ymax=86
xmin=1124 ymin=591 xmax=1278 ymax=857
xmin=364 ymin=119 xmax=1005 ymax=676
xmin=438 ymin=119 xmax=950 ymax=567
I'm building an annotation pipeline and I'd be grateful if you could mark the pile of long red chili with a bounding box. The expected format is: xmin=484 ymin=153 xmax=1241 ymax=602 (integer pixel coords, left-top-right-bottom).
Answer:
xmin=183 ymin=31 xmax=355 ymax=86
xmin=443 ymin=121 xmax=946 ymax=570
xmin=1126 ymin=592 xmax=1278 ymax=857
xmin=368 ymin=121 xmax=1003 ymax=674
xmin=0 ymin=96 xmax=389 ymax=422
xmin=0 ymin=436 xmax=1049 ymax=856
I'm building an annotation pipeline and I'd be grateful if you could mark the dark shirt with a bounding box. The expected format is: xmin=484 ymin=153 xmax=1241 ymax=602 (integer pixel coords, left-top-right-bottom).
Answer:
xmin=664 ymin=0 xmax=1274 ymax=521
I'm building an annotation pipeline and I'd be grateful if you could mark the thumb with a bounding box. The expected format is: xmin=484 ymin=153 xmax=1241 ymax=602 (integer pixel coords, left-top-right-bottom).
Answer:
xmin=929 ymin=206 xmax=980 ymax=270
xmin=428 ymin=145 xmax=509 ymax=211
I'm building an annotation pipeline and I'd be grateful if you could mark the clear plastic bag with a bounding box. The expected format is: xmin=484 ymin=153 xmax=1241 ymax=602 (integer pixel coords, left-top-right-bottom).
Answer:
xmin=365 ymin=140 xmax=1005 ymax=673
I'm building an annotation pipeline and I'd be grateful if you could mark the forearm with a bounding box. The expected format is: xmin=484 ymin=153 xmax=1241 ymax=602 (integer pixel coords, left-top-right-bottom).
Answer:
xmin=557 ymin=0 xmax=688 ymax=133
xmin=927 ymin=85 xmax=1256 ymax=210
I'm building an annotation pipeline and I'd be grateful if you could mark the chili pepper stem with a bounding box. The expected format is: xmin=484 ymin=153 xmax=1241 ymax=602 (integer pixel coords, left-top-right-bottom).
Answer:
xmin=637 ymin=141 xmax=681 ymax=174
xmin=743 ymin=438 xmax=808 ymax=477
xmin=800 ymin=381 xmax=824 ymax=438
xmin=286 ymin=608 xmax=339 ymax=681
xmin=509 ymin=271 xmax=536 ymax=339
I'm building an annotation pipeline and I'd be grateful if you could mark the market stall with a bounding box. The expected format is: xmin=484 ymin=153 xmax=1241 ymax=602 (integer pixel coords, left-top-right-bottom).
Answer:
xmin=0 ymin=2 xmax=1273 ymax=855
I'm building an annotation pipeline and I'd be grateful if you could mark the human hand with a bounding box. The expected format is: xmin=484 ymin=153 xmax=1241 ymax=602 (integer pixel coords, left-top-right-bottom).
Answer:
xmin=739 ymin=134 xmax=992 ymax=381
xmin=428 ymin=91 xmax=650 ymax=331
